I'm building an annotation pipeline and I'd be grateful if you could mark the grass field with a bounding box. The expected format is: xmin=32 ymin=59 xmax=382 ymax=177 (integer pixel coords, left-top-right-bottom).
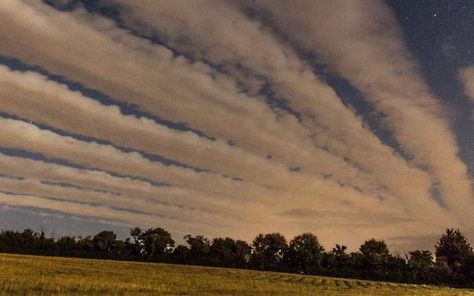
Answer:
xmin=0 ymin=253 xmax=473 ymax=295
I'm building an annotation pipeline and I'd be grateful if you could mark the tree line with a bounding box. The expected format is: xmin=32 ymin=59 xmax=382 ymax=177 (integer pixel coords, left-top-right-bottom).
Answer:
xmin=1 ymin=227 xmax=473 ymax=287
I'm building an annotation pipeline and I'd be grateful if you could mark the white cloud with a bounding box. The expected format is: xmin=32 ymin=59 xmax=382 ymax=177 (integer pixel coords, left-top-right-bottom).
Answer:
xmin=459 ymin=66 xmax=474 ymax=119
xmin=0 ymin=0 xmax=468 ymax=249
xmin=242 ymin=0 xmax=474 ymax=221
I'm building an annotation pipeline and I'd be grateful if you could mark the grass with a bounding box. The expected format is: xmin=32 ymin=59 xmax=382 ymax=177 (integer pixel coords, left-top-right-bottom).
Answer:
xmin=0 ymin=253 xmax=473 ymax=295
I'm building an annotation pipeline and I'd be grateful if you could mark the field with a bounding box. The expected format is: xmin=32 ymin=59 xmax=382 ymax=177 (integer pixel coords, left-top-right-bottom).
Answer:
xmin=0 ymin=253 xmax=473 ymax=295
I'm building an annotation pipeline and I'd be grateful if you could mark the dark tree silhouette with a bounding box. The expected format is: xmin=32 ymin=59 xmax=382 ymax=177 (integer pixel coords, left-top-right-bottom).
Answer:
xmin=250 ymin=233 xmax=287 ymax=271
xmin=139 ymin=228 xmax=175 ymax=260
xmin=284 ymin=233 xmax=324 ymax=274
xmin=92 ymin=231 xmax=118 ymax=258
xmin=55 ymin=236 xmax=77 ymax=256
xmin=360 ymin=239 xmax=390 ymax=258
xmin=0 ymin=227 xmax=473 ymax=288
xmin=172 ymin=245 xmax=190 ymax=264
xmin=435 ymin=229 xmax=473 ymax=272
xmin=209 ymin=237 xmax=250 ymax=268
xmin=407 ymin=250 xmax=434 ymax=283
xmin=184 ymin=235 xmax=210 ymax=265
xmin=129 ymin=227 xmax=143 ymax=259
xmin=357 ymin=239 xmax=391 ymax=279
xmin=323 ymin=244 xmax=350 ymax=276
xmin=460 ymin=255 xmax=474 ymax=286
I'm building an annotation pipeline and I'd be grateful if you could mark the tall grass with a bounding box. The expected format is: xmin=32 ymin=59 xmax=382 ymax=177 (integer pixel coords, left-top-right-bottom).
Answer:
xmin=0 ymin=253 xmax=472 ymax=295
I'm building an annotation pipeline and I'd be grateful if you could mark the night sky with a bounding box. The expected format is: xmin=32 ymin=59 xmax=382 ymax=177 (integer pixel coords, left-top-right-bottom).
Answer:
xmin=391 ymin=0 xmax=474 ymax=174
xmin=0 ymin=0 xmax=473 ymax=253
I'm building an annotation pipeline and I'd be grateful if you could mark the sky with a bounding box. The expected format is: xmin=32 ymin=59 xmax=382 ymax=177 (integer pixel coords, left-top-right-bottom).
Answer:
xmin=0 ymin=0 xmax=473 ymax=253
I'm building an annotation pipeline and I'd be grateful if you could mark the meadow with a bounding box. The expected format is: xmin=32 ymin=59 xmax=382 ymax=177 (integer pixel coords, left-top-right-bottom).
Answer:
xmin=0 ymin=253 xmax=473 ymax=296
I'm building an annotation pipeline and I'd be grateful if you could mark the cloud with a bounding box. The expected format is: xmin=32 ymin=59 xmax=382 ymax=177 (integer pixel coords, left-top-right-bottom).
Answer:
xmin=0 ymin=117 xmax=415 ymax=242
xmin=460 ymin=66 xmax=474 ymax=101
xmin=0 ymin=175 xmax=243 ymax=230
xmin=0 ymin=65 xmax=337 ymax=195
xmin=241 ymin=0 xmax=474 ymax=220
xmin=0 ymin=0 xmax=469 ymax=249
xmin=4 ymin=65 xmax=441 ymax=224
xmin=0 ymin=1 xmax=390 ymax=199
xmin=459 ymin=66 xmax=474 ymax=119
xmin=0 ymin=191 xmax=171 ymax=230
xmin=0 ymin=117 xmax=277 ymax=207
xmin=101 ymin=0 xmax=456 ymax=233
xmin=0 ymin=153 xmax=270 ymax=238
xmin=0 ymin=153 xmax=238 ymax=216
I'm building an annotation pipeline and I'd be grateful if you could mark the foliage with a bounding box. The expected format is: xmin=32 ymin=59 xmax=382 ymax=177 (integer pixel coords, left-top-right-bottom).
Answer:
xmin=436 ymin=229 xmax=473 ymax=272
xmin=407 ymin=250 xmax=434 ymax=283
xmin=138 ymin=227 xmax=175 ymax=260
xmin=250 ymin=233 xmax=287 ymax=271
xmin=1 ymin=227 xmax=474 ymax=288
xmin=283 ymin=232 xmax=324 ymax=274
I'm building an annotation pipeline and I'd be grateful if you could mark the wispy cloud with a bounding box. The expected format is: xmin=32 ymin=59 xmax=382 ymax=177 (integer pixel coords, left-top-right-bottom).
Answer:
xmin=241 ymin=0 xmax=473 ymax=218
xmin=103 ymin=0 xmax=442 ymax=211
xmin=0 ymin=0 xmax=470 ymax=250
xmin=459 ymin=65 xmax=474 ymax=119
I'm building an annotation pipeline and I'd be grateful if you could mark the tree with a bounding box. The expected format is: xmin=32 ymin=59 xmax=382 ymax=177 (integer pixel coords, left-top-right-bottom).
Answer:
xmin=208 ymin=237 xmax=233 ymax=267
xmin=460 ymin=255 xmax=474 ymax=286
xmin=250 ymin=233 xmax=287 ymax=271
xmin=233 ymin=240 xmax=252 ymax=268
xmin=184 ymin=235 xmax=210 ymax=265
xmin=284 ymin=233 xmax=324 ymax=274
xmin=75 ymin=236 xmax=94 ymax=257
xmin=2 ymin=225 xmax=474 ymax=288
xmin=55 ymin=236 xmax=77 ymax=256
xmin=128 ymin=227 xmax=143 ymax=259
xmin=209 ymin=237 xmax=251 ymax=268
xmin=357 ymin=239 xmax=391 ymax=279
xmin=435 ymin=229 xmax=473 ymax=272
xmin=139 ymin=228 xmax=175 ymax=260
xmin=323 ymin=244 xmax=351 ymax=276
xmin=407 ymin=250 xmax=434 ymax=283
xmin=386 ymin=255 xmax=408 ymax=282
xmin=172 ymin=245 xmax=190 ymax=264
xmin=360 ymin=239 xmax=390 ymax=258
xmin=92 ymin=231 xmax=118 ymax=258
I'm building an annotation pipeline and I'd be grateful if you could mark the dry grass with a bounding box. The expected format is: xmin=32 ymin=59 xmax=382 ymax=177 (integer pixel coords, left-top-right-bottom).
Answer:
xmin=0 ymin=253 xmax=473 ymax=295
